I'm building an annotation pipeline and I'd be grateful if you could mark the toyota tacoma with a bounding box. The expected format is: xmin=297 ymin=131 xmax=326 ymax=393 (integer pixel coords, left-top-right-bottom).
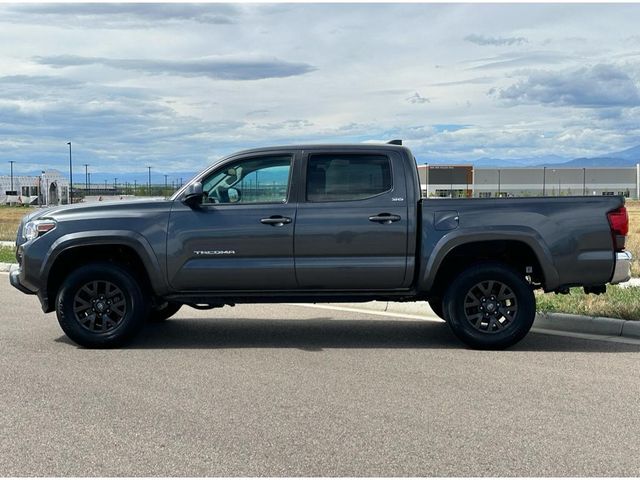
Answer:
xmin=9 ymin=141 xmax=632 ymax=349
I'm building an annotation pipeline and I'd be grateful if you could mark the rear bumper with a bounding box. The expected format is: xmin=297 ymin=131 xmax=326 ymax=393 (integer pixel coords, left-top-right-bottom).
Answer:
xmin=610 ymin=251 xmax=633 ymax=285
xmin=9 ymin=264 xmax=36 ymax=295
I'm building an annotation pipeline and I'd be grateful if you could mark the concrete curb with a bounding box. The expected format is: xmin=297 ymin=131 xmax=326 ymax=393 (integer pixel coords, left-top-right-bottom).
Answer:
xmin=534 ymin=312 xmax=636 ymax=337
xmin=327 ymin=301 xmax=640 ymax=340
xmin=0 ymin=262 xmax=15 ymax=272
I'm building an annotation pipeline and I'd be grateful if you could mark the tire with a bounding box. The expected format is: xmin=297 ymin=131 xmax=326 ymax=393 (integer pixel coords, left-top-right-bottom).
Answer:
xmin=428 ymin=296 xmax=445 ymax=320
xmin=443 ymin=262 xmax=535 ymax=350
xmin=56 ymin=262 xmax=148 ymax=348
xmin=147 ymin=301 xmax=182 ymax=323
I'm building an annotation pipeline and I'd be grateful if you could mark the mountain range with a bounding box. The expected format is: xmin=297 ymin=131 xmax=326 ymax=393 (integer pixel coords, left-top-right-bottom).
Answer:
xmin=422 ymin=144 xmax=640 ymax=168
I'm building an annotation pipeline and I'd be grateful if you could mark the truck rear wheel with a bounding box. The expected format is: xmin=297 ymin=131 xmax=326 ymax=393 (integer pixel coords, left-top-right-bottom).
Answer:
xmin=428 ymin=296 xmax=445 ymax=320
xmin=147 ymin=301 xmax=182 ymax=322
xmin=443 ymin=263 xmax=535 ymax=349
xmin=55 ymin=263 xmax=148 ymax=348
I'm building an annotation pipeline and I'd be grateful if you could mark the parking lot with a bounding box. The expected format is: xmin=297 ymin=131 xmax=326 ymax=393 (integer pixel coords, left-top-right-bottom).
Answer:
xmin=1 ymin=277 xmax=640 ymax=476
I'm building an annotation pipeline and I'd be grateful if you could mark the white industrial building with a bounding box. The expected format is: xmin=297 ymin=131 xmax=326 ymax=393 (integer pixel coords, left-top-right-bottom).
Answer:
xmin=418 ymin=164 xmax=640 ymax=199
xmin=1 ymin=170 xmax=70 ymax=205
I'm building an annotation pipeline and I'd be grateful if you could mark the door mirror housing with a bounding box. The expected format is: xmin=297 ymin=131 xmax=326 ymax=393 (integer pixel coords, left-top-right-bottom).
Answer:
xmin=227 ymin=187 xmax=241 ymax=203
xmin=182 ymin=182 xmax=203 ymax=207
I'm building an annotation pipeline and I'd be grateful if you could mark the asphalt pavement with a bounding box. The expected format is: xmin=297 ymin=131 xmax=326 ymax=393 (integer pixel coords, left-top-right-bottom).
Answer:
xmin=1 ymin=276 xmax=640 ymax=476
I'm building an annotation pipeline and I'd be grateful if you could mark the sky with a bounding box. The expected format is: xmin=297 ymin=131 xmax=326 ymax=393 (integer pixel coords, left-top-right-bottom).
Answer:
xmin=1 ymin=2 xmax=640 ymax=181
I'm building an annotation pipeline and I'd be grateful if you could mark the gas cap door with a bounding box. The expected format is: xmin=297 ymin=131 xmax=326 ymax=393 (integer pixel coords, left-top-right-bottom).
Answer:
xmin=434 ymin=210 xmax=459 ymax=231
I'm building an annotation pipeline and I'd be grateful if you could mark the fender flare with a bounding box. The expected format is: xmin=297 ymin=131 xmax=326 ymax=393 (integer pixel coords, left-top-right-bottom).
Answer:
xmin=419 ymin=227 xmax=560 ymax=292
xmin=41 ymin=230 xmax=167 ymax=297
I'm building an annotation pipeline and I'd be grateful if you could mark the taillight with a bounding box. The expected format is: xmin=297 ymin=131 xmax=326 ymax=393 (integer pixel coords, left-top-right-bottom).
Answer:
xmin=607 ymin=206 xmax=628 ymax=251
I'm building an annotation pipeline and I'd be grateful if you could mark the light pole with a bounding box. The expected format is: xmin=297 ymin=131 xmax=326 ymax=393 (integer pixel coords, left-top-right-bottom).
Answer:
xmin=67 ymin=142 xmax=73 ymax=203
xmin=425 ymin=163 xmax=429 ymax=198
xmin=88 ymin=172 xmax=91 ymax=194
xmin=134 ymin=180 xmax=137 ymax=196
xmin=39 ymin=171 xmax=44 ymax=207
xmin=83 ymin=164 xmax=89 ymax=192
xmin=583 ymin=168 xmax=586 ymax=196
xmin=552 ymin=169 xmax=556 ymax=196
xmin=164 ymin=174 xmax=168 ymax=190
xmin=497 ymin=169 xmax=501 ymax=198
xmin=558 ymin=171 xmax=561 ymax=196
xmin=147 ymin=166 xmax=151 ymax=195
xmin=8 ymin=160 xmax=15 ymax=193
xmin=542 ymin=166 xmax=546 ymax=196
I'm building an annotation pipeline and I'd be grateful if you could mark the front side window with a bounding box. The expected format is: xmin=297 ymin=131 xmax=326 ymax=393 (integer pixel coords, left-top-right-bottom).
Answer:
xmin=201 ymin=155 xmax=292 ymax=205
xmin=306 ymin=154 xmax=392 ymax=202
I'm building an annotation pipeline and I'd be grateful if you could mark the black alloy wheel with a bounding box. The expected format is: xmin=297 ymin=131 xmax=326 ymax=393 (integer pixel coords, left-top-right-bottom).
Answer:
xmin=73 ymin=280 xmax=127 ymax=333
xmin=443 ymin=262 xmax=535 ymax=350
xmin=463 ymin=280 xmax=518 ymax=333
xmin=56 ymin=263 xmax=148 ymax=348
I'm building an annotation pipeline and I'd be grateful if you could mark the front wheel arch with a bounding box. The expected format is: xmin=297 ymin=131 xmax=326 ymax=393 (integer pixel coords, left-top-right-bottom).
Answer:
xmin=46 ymin=243 xmax=157 ymax=312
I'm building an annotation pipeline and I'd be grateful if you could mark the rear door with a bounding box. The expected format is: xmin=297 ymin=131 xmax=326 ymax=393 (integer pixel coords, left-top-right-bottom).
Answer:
xmin=167 ymin=151 xmax=299 ymax=291
xmin=294 ymin=149 xmax=409 ymax=290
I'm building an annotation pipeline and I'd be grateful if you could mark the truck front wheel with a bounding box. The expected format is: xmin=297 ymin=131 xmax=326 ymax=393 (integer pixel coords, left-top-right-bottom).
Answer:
xmin=443 ymin=263 xmax=535 ymax=349
xmin=55 ymin=263 xmax=148 ymax=348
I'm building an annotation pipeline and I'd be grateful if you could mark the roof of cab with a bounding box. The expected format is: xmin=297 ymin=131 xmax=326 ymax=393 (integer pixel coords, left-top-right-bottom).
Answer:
xmin=229 ymin=143 xmax=410 ymax=157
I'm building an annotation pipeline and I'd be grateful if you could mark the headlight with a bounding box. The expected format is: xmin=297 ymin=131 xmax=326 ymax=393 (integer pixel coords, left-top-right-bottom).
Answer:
xmin=23 ymin=219 xmax=57 ymax=241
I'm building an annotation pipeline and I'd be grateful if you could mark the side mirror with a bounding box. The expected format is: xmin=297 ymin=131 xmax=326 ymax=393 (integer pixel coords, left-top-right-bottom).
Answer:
xmin=227 ymin=187 xmax=241 ymax=203
xmin=182 ymin=182 xmax=203 ymax=207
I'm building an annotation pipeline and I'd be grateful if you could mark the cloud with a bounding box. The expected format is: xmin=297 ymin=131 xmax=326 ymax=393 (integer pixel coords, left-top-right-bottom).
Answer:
xmin=430 ymin=77 xmax=495 ymax=87
xmin=5 ymin=4 xmax=239 ymax=25
xmin=465 ymin=34 xmax=528 ymax=46
xmin=406 ymin=92 xmax=430 ymax=104
xmin=493 ymin=64 xmax=640 ymax=108
xmin=466 ymin=51 xmax=575 ymax=70
xmin=34 ymin=55 xmax=317 ymax=81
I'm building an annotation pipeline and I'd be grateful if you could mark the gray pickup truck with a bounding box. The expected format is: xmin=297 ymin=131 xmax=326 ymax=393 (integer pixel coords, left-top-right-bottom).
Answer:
xmin=10 ymin=142 xmax=632 ymax=349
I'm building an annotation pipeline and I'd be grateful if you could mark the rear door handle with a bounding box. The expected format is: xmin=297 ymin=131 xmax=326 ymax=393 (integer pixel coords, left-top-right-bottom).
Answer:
xmin=260 ymin=216 xmax=292 ymax=226
xmin=368 ymin=213 xmax=401 ymax=224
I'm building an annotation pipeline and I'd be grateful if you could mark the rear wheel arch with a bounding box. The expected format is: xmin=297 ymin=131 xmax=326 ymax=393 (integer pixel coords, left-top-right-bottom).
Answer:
xmin=425 ymin=238 xmax=551 ymax=297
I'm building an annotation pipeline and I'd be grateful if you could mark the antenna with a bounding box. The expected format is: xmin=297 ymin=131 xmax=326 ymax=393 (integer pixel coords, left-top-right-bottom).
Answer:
xmin=387 ymin=139 xmax=403 ymax=146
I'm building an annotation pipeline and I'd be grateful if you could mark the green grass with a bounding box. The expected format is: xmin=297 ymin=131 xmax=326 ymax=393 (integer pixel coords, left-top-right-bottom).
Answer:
xmin=536 ymin=286 xmax=640 ymax=321
xmin=0 ymin=246 xmax=16 ymax=263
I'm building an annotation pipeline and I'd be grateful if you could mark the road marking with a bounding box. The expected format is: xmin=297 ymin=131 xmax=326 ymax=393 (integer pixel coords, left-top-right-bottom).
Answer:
xmin=288 ymin=302 xmax=444 ymax=322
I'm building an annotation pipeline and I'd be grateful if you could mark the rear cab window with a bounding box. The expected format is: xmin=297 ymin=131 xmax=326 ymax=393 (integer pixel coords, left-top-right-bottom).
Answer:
xmin=306 ymin=153 xmax=392 ymax=202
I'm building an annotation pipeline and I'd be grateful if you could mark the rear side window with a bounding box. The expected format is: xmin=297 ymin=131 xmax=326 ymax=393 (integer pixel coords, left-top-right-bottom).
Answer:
xmin=306 ymin=154 xmax=392 ymax=202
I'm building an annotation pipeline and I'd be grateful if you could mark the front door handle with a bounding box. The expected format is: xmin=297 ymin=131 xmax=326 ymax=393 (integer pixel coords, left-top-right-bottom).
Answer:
xmin=368 ymin=213 xmax=401 ymax=224
xmin=260 ymin=216 xmax=292 ymax=226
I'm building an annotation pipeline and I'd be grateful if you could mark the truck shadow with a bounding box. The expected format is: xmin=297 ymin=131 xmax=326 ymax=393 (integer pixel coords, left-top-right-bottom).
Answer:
xmin=106 ymin=317 xmax=640 ymax=352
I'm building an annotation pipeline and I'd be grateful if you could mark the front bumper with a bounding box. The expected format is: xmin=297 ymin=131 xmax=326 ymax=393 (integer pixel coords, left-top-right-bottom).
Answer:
xmin=610 ymin=251 xmax=633 ymax=285
xmin=9 ymin=264 xmax=36 ymax=295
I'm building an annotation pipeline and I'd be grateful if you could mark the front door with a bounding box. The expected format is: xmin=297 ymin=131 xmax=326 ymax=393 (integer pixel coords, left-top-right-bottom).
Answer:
xmin=167 ymin=152 xmax=298 ymax=291
xmin=294 ymin=150 xmax=409 ymax=290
